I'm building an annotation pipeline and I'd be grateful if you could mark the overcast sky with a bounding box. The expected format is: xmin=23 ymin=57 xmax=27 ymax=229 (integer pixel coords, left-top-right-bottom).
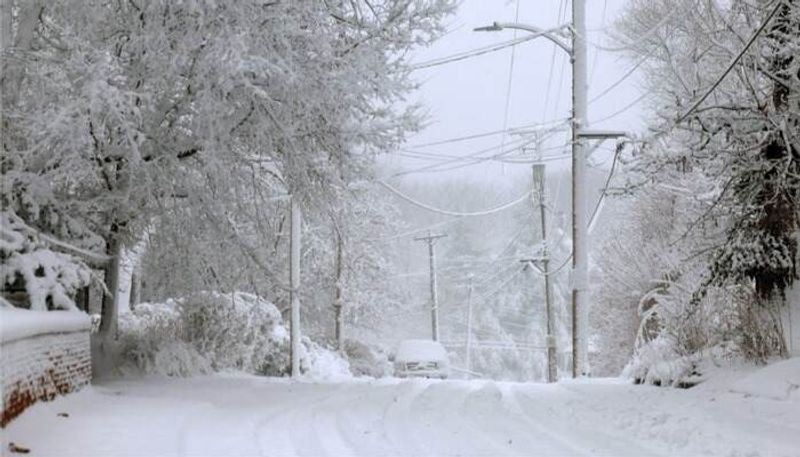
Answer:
xmin=379 ymin=0 xmax=646 ymax=185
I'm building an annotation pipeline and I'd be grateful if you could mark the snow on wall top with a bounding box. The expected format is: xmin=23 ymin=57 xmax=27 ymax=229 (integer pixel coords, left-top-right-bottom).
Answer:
xmin=0 ymin=308 xmax=90 ymax=344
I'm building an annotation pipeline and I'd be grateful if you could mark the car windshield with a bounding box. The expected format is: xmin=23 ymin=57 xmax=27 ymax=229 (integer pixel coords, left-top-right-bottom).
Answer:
xmin=396 ymin=339 xmax=447 ymax=362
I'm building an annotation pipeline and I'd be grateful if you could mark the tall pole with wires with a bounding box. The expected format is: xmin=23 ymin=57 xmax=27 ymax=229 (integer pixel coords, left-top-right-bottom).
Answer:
xmin=415 ymin=231 xmax=447 ymax=341
xmin=571 ymin=0 xmax=589 ymax=378
xmin=289 ymin=194 xmax=302 ymax=378
xmin=533 ymin=164 xmax=557 ymax=383
xmin=464 ymin=274 xmax=475 ymax=377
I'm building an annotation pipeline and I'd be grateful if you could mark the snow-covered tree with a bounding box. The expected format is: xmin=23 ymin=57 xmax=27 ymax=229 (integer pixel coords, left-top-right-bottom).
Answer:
xmin=2 ymin=0 xmax=455 ymax=365
xmin=595 ymin=0 xmax=800 ymax=373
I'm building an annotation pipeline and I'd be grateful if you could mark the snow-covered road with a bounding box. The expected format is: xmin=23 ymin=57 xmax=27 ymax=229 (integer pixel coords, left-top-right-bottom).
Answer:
xmin=3 ymin=369 xmax=799 ymax=457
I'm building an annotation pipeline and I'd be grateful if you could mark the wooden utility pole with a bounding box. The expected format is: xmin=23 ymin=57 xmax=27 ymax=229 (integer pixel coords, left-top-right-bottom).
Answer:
xmin=464 ymin=274 xmax=474 ymax=377
xmin=290 ymin=195 xmax=302 ymax=377
xmin=414 ymin=231 xmax=447 ymax=341
xmin=533 ymin=164 xmax=557 ymax=383
xmin=333 ymin=230 xmax=344 ymax=352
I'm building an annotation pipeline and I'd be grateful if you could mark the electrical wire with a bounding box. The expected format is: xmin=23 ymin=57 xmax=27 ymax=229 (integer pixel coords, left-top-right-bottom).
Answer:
xmin=591 ymin=91 xmax=649 ymax=124
xmin=379 ymin=181 xmax=533 ymax=217
xmin=390 ymin=127 xmax=571 ymax=178
xmin=589 ymin=0 xmax=609 ymax=86
xmin=387 ymin=134 xmax=540 ymax=178
xmin=676 ymin=0 xmax=784 ymax=123
xmin=410 ymin=32 xmax=552 ymax=71
xmin=541 ymin=0 xmax=567 ymax=123
xmin=497 ymin=0 xmax=522 ymax=175
xmin=407 ymin=119 xmax=569 ymax=149
xmin=588 ymin=51 xmax=650 ymax=105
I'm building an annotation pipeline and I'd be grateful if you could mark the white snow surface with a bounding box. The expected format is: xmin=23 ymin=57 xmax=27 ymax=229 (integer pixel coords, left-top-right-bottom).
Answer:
xmin=730 ymin=357 xmax=800 ymax=401
xmin=3 ymin=360 xmax=799 ymax=457
xmin=0 ymin=308 xmax=90 ymax=343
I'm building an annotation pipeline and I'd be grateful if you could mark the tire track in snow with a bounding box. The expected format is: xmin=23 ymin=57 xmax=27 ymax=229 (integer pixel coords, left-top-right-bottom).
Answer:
xmin=456 ymin=382 xmax=585 ymax=456
xmin=507 ymin=383 xmax=667 ymax=456
xmin=252 ymin=383 xmax=349 ymax=457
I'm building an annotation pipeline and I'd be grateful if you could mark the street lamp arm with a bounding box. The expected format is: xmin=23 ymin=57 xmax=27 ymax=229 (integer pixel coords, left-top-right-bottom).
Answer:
xmin=475 ymin=22 xmax=572 ymax=55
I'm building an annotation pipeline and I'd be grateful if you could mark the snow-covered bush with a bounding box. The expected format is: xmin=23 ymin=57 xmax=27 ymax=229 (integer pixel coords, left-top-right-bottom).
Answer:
xmin=301 ymin=338 xmax=351 ymax=381
xmin=179 ymin=292 xmax=289 ymax=376
xmin=114 ymin=291 xmax=351 ymax=379
xmin=344 ymin=339 xmax=392 ymax=378
xmin=114 ymin=301 xmax=210 ymax=377
xmin=0 ymin=211 xmax=91 ymax=310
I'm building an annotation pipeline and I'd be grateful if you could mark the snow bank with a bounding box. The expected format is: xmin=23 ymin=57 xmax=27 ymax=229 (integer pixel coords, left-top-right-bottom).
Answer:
xmin=301 ymin=339 xmax=351 ymax=382
xmin=0 ymin=308 xmax=90 ymax=343
xmin=729 ymin=357 xmax=800 ymax=401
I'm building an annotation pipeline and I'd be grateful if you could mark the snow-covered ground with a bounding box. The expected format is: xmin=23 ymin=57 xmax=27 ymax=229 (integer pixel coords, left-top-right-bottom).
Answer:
xmin=3 ymin=360 xmax=799 ymax=457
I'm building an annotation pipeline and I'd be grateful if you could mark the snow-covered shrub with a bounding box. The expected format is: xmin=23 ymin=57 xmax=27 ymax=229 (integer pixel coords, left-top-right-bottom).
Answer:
xmin=0 ymin=211 xmax=91 ymax=310
xmin=114 ymin=292 xmax=349 ymax=379
xmin=114 ymin=301 xmax=211 ymax=377
xmin=344 ymin=339 xmax=391 ymax=378
xmin=178 ymin=292 xmax=289 ymax=376
xmin=300 ymin=338 xmax=351 ymax=381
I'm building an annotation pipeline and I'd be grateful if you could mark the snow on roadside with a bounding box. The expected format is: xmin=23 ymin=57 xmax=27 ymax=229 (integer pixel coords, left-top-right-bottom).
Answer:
xmin=3 ymin=359 xmax=798 ymax=457
xmin=729 ymin=357 xmax=800 ymax=401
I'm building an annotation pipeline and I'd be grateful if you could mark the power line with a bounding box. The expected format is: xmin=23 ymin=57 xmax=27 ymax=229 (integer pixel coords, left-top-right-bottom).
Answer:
xmin=371 ymin=217 xmax=460 ymax=243
xmin=497 ymin=0 xmax=522 ymax=175
xmin=390 ymin=129 xmax=573 ymax=178
xmin=591 ymin=91 xmax=649 ymax=124
xmin=410 ymin=35 xmax=537 ymax=70
xmin=387 ymin=134 xmax=540 ymax=178
xmin=676 ymin=0 xmax=784 ymax=123
xmin=410 ymin=25 xmax=569 ymax=71
xmin=379 ymin=181 xmax=533 ymax=217
xmin=586 ymin=4 xmax=683 ymax=53
xmin=589 ymin=0 xmax=609 ymax=86
xmin=588 ymin=51 xmax=650 ymax=105
xmin=541 ymin=0 xmax=567 ymax=123
xmin=407 ymin=119 xmax=569 ymax=149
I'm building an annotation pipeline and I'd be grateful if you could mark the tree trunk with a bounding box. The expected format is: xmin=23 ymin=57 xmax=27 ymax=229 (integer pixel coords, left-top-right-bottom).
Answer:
xmin=91 ymin=234 xmax=123 ymax=379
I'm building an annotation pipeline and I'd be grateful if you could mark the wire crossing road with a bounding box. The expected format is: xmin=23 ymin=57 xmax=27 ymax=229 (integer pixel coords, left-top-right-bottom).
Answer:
xmin=3 ymin=374 xmax=798 ymax=456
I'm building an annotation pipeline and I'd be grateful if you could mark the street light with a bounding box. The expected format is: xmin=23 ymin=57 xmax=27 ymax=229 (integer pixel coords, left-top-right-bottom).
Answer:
xmin=474 ymin=22 xmax=572 ymax=54
xmin=475 ymin=1 xmax=625 ymax=379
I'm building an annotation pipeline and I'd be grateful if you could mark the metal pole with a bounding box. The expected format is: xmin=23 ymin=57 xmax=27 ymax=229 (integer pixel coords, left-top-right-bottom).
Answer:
xmin=465 ymin=274 xmax=474 ymax=377
xmin=571 ymin=0 xmax=589 ymax=378
xmin=533 ymin=164 xmax=557 ymax=383
xmin=290 ymin=195 xmax=302 ymax=377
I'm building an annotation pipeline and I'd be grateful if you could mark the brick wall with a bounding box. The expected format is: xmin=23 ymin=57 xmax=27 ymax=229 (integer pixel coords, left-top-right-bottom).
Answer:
xmin=1 ymin=327 xmax=91 ymax=427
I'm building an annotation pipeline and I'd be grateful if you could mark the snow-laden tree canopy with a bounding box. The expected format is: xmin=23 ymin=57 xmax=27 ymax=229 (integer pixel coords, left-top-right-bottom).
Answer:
xmin=2 ymin=0 xmax=455 ymax=340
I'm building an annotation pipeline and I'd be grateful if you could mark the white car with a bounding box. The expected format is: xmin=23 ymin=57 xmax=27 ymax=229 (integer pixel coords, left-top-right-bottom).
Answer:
xmin=394 ymin=339 xmax=450 ymax=379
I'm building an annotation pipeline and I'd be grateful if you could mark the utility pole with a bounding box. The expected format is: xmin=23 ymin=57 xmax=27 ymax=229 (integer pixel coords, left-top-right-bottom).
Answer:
xmin=415 ymin=231 xmax=447 ymax=341
xmin=464 ymin=274 xmax=474 ymax=377
xmin=476 ymin=0 xmax=625 ymax=378
xmin=290 ymin=194 xmax=302 ymax=377
xmin=570 ymin=0 xmax=589 ymax=378
xmin=532 ymin=164 xmax=557 ymax=383
xmin=333 ymin=230 xmax=344 ymax=352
